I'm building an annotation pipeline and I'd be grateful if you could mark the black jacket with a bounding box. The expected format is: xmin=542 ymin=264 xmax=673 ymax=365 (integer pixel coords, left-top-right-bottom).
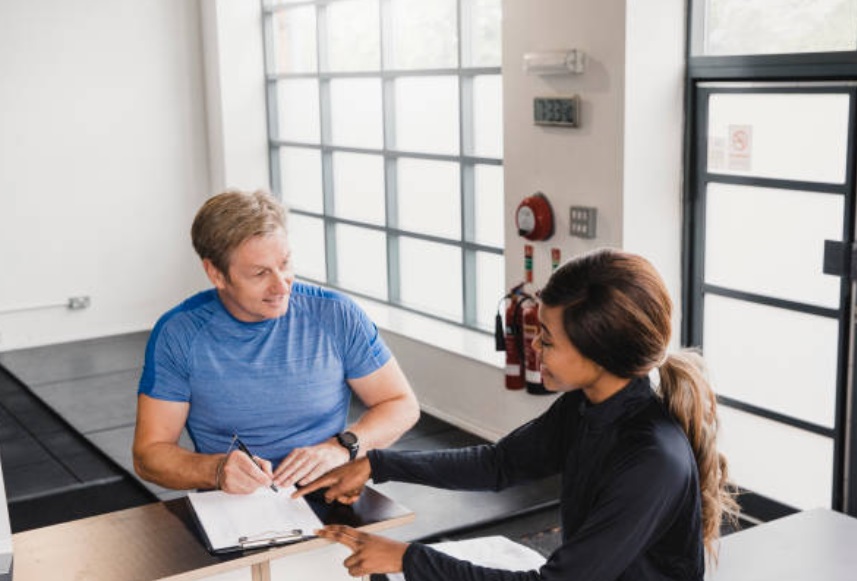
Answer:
xmin=368 ymin=377 xmax=704 ymax=581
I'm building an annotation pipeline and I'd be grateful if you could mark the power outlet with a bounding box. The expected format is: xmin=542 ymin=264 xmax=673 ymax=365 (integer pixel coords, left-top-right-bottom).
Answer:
xmin=570 ymin=206 xmax=597 ymax=239
xmin=67 ymin=296 xmax=91 ymax=310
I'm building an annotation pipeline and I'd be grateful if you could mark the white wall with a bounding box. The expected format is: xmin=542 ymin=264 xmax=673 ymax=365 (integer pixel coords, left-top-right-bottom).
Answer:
xmin=0 ymin=0 xmax=686 ymax=439
xmin=200 ymin=0 xmax=270 ymax=193
xmin=503 ymin=0 xmax=628 ymax=289
xmin=503 ymin=0 xmax=685 ymax=297
xmin=623 ymin=1 xmax=687 ymax=329
xmin=0 ymin=0 xmax=212 ymax=350
xmin=379 ymin=330 xmax=554 ymax=441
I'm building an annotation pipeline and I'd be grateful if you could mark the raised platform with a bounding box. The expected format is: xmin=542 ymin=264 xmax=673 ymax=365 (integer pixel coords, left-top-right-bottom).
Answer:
xmin=0 ymin=366 xmax=153 ymax=531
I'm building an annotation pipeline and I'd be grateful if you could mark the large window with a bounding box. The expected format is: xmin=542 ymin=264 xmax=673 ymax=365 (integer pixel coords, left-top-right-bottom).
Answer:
xmin=262 ymin=0 xmax=503 ymax=332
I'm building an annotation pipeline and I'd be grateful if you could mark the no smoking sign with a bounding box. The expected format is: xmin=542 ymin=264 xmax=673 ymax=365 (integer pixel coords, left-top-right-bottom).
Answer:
xmin=728 ymin=124 xmax=752 ymax=171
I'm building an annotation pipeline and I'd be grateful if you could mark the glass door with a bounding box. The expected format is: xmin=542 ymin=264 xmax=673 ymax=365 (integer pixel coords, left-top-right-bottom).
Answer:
xmin=687 ymin=83 xmax=857 ymax=517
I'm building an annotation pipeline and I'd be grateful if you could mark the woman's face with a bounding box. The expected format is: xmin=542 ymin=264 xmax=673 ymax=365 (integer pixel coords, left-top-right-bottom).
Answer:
xmin=534 ymin=304 xmax=630 ymax=403
xmin=532 ymin=304 xmax=605 ymax=393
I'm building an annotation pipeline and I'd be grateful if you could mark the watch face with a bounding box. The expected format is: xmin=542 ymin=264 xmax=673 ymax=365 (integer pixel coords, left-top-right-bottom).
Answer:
xmin=338 ymin=431 xmax=358 ymax=447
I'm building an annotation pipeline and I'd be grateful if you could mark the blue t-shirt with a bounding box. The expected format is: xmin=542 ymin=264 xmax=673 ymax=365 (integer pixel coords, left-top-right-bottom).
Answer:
xmin=138 ymin=282 xmax=391 ymax=466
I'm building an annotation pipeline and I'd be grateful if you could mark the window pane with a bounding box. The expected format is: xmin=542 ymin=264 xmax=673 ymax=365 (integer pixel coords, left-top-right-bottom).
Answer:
xmin=397 ymin=158 xmax=460 ymax=239
xmin=400 ymin=238 xmax=462 ymax=321
xmin=476 ymin=251 xmax=504 ymax=330
xmin=705 ymin=183 xmax=843 ymax=309
xmin=288 ymin=214 xmax=326 ymax=282
xmin=395 ymin=76 xmax=459 ymax=155
xmin=707 ymin=92 xmax=849 ymax=184
xmin=280 ymin=147 xmax=323 ymax=213
xmin=335 ymin=224 xmax=388 ymax=299
xmin=330 ymin=78 xmax=383 ymax=149
xmin=277 ymin=79 xmax=320 ymax=143
xmin=718 ymin=406 xmax=833 ymax=510
xmin=333 ymin=152 xmax=385 ymax=225
xmin=464 ymin=0 xmax=502 ymax=67
xmin=473 ymin=164 xmax=503 ymax=247
xmin=472 ymin=75 xmax=503 ymax=158
xmin=389 ymin=0 xmax=457 ymax=70
xmin=703 ymin=294 xmax=838 ymax=428
xmin=326 ymin=0 xmax=380 ymax=72
xmin=272 ymin=7 xmax=317 ymax=74
xmin=701 ymin=0 xmax=857 ymax=56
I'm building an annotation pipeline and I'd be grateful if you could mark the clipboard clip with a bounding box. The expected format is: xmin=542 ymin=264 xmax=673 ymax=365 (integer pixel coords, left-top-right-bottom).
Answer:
xmin=238 ymin=529 xmax=304 ymax=549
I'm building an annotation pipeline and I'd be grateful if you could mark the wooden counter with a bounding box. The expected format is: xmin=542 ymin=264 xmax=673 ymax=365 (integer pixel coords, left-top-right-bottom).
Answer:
xmin=12 ymin=486 xmax=413 ymax=581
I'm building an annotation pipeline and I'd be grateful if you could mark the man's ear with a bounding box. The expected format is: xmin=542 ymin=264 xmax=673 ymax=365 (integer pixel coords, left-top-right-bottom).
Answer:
xmin=202 ymin=259 xmax=227 ymax=289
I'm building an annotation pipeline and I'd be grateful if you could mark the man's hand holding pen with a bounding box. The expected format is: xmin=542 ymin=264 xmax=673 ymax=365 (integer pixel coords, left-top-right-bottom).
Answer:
xmin=215 ymin=435 xmax=277 ymax=494
xmin=216 ymin=450 xmax=276 ymax=494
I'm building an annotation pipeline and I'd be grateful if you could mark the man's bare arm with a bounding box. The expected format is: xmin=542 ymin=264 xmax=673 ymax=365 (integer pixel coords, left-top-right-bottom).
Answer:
xmin=346 ymin=356 xmax=420 ymax=451
xmin=133 ymin=394 xmax=273 ymax=492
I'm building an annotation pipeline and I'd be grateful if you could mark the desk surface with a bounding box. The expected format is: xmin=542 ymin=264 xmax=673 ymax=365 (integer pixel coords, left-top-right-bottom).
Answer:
xmin=707 ymin=508 xmax=857 ymax=580
xmin=11 ymin=486 xmax=413 ymax=581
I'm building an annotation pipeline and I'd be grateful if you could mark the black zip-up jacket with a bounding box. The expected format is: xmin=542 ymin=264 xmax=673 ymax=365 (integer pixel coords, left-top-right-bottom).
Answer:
xmin=368 ymin=377 xmax=704 ymax=580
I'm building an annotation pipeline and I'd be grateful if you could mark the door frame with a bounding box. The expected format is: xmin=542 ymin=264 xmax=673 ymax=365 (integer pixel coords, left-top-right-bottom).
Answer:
xmin=682 ymin=81 xmax=857 ymax=519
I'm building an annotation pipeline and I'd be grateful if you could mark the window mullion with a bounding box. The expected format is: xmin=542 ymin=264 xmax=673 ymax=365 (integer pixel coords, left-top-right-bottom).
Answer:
xmin=317 ymin=2 xmax=337 ymax=285
xmin=262 ymin=9 xmax=283 ymax=201
xmin=380 ymin=0 xmax=399 ymax=304
xmin=459 ymin=0 xmax=476 ymax=326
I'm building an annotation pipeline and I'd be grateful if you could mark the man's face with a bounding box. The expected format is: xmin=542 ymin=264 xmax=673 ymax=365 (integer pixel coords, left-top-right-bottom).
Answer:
xmin=204 ymin=229 xmax=295 ymax=323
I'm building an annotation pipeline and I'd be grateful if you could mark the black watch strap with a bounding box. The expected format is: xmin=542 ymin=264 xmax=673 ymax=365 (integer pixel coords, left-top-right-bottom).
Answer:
xmin=336 ymin=431 xmax=359 ymax=460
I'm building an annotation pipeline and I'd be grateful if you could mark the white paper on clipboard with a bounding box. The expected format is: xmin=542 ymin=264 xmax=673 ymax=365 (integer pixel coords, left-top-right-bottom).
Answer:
xmin=188 ymin=486 xmax=323 ymax=553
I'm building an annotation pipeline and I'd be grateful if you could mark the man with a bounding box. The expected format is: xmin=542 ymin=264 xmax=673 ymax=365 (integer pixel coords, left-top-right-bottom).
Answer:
xmin=133 ymin=189 xmax=419 ymax=494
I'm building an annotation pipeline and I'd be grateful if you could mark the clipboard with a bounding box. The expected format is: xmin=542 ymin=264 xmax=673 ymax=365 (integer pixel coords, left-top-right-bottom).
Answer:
xmin=187 ymin=486 xmax=324 ymax=554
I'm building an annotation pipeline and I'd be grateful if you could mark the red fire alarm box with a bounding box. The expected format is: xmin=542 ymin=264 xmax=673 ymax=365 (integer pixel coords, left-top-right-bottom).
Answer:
xmin=515 ymin=192 xmax=554 ymax=241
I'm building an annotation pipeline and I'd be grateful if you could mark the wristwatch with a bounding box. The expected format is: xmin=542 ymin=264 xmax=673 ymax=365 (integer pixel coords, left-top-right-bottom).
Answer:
xmin=336 ymin=431 xmax=359 ymax=460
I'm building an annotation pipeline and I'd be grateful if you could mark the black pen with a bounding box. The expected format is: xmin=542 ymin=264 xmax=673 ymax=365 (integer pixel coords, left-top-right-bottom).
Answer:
xmin=232 ymin=434 xmax=279 ymax=493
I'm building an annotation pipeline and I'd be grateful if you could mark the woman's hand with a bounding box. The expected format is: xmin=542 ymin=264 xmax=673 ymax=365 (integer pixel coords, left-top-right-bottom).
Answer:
xmin=292 ymin=456 xmax=372 ymax=504
xmin=317 ymin=525 xmax=408 ymax=576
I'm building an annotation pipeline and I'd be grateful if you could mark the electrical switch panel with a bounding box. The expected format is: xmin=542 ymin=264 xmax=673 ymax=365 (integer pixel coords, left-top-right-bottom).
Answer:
xmin=570 ymin=206 xmax=597 ymax=239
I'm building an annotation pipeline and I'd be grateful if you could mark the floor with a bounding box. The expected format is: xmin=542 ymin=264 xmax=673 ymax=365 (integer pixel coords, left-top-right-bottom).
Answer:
xmin=0 ymin=365 xmax=153 ymax=531
xmin=0 ymin=332 xmax=562 ymax=554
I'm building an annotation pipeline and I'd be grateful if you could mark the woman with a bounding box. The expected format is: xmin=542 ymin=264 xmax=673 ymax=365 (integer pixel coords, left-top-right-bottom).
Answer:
xmin=296 ymin=248 xmax=738 ymax=580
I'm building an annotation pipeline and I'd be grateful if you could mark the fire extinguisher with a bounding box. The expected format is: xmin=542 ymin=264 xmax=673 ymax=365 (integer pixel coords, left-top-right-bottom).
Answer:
xmin=496 ymin=284 xmax=525 ymax=390
xmin=520 ymin=294 xmax=550 ymax=395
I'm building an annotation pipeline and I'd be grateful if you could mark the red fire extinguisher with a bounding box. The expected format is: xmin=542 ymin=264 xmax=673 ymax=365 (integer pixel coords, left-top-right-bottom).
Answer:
xmin=519 ymin=244 xmax=549 ymax=394
xmin=520 ymin=294 xmax=549 ymax=395
xmin=496 ymin=284 xmax=525 ymax=389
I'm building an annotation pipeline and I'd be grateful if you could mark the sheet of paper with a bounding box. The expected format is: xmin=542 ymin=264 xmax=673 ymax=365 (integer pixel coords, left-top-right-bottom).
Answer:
xmin=188 ymin=486 xmax=323 ymax=552
xmin=387 ymin=536 xmax=546 ymax=581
